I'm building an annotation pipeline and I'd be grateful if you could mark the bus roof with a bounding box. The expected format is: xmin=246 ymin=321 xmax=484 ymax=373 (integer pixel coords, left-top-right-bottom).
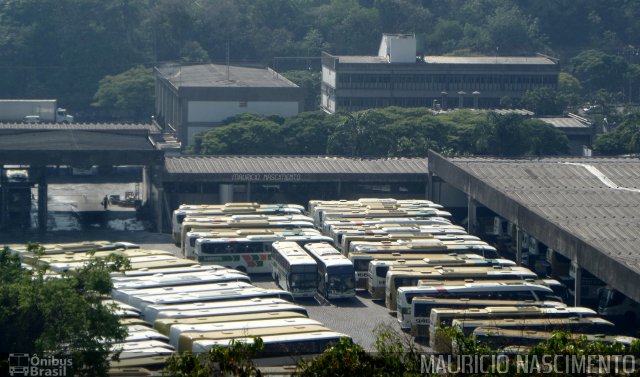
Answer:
xmin=272 ymin=241 xmax=317 ymax=266
xmin=303 ymin=242 xmax=353 ymax=267
xmin=154 ymin=311 xmax=307 ymax=335
xmin=398 ymin=281 xmax=554 ymax=294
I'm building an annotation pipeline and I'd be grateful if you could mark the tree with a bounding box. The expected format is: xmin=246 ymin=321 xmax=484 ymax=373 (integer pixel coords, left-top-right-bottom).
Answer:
xmin=594 ymin=112 xmax=640 ymax=155
xmin=558 ymin=72 xmax=583 ymax=107
xmin=92 ymin=66 xmax=154 ymax=122
xmin=164 ymin=338 xmax=264 ymax=377
xmin=523 ymin=87 xmax=565 ymax=115
xmin=282 ymin=70 xmax=322 ymax=112
xmin=190 ymin=113 xmax=284 ymax=155
xmin=571 ymin=50 xmax=629 ymax=94
xmin=0 ymin=245 xmax=129 ymax=376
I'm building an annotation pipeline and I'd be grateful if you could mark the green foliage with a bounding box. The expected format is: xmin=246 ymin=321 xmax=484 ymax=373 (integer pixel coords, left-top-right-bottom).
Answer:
xmin=3 ymin=0 xmax=640 ymax=117
xmin=191 ymin=108 xmax=569 ymax=157
xmin=282 ymin=70 xmax=321 ymax=111
xmin=92 ymin=66 xmax=154 ymax=121
xmin=0 ymin=246 xmax=128 ymax=376
xmin=523 ymin=87 xmax=566 ymax=116
xmin=164 ymin=338 xmax=264 ymax=377
xmin=571 ymin=50 xmax=629 ymax=94
xmin=594 ymin=112 xmax=640 ymax=154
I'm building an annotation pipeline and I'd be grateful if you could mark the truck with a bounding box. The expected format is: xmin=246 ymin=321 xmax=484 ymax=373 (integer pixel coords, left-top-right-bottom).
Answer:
xmin=0 ymin=99 xmax=74 ymax=123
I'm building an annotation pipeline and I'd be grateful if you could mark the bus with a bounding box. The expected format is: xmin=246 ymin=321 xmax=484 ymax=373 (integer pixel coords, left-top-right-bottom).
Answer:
xmin=115 ymin=281 xmax=255 ymax=308
xmin=303 ymin=243 xmax=356 ymax=299
xmin=385 ymin=266 xmax=539 ymax=310
xmin=169 ymin=317 xmax=324 ymax=350
xmin=316 ymin=208 xmax=452 ymax=227
xmin=396 ymin=282 xmax=563 ymax=329
xmin=135 ymin=287 xmax=295 ymax=311
xmin=191 ymin=331 xmax=350 ymax=364
xmin=194 ymin=235 xmax=333 ymax=273
xmin=271 ymin=241 xmax=318 ymax=298
xmin=428 ymin=306 xmax=598 ymax=351
xmin=8 ymin=241 xmax=139 ymax=255
xmin=347 ymin=238 xmax=498 ymax=256
xmin=153 ymin=311 xmax=308 ymax=336
xmin=145 ymin=298 xmax=306 ymax=323
xmin=48 ymin=255 xmax=197 ymax=273
xmin=27 ymin=249 xmax=174 ymax=265
xmin=452 ymin=316 xmax=615 ymax=337
xmin=172 ymin=204 xmax=305 ymax=242
xmin=328 ymin=223 xmax=467 ymax=246
xmin=309 ymin=198 xmax=445 ymax=224
xmin=322 ymin=217 xmax=453 ymax=235
xmin=471 ymin=327 xmax=638 ymax=349
xmin=179 ymin=325 xmax=333 ymax=353
xmin=112 ymin=270 xmax=251 ymax=290
xmin=338 ymin=233 xmax=481 ymax=255
xmin=183 ymin=228 xmax=322 ymax=258
xmin=180 ymin=215 xmax=315 ymax=247
xmin=367 ymin=256 xmax=517 ymax=299
xmin=110 ymin=264 xmax=229 ymax=278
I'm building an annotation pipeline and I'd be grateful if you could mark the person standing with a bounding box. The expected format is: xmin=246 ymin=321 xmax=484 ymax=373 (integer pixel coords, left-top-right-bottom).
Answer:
xmin=102 ymin=195 xmax=109 ymax=210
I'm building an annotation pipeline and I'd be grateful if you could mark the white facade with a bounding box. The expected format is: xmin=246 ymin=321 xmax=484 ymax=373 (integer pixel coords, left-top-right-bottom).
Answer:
xmin=187 ymin=101 xmax=299 ymax=123
xmin=378 ymin=34 xmax=416 ymax=63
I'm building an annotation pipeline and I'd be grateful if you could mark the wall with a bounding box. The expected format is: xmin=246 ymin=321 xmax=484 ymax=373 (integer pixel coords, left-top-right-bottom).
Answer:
xmin=187 ymin=100 xmax=300 ymax=123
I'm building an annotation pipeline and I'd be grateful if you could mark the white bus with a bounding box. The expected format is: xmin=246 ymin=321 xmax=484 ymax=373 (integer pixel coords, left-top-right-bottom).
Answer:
xmin=112 ymin=270 xmax=251 ymax=290
xmin=194 ymin=235 xmax=333 ymax=273
xmin=367 ymin=256 xmax=516 ymax=299
xmin=453 ymin=316 xmax=615 ymax=337
xmin=191 ymin=331 xmax=350 ymax=365
xmin=428 ymin=306 xmax=598 ymax=351
xmin=115 ymin=281 xmax=255 ymax=308
xmin=153 ymin=310 xmax=308 ymax=336
xmin=396 ymin=282 xmax=563 ymax=329
xmin=169 ymin=317 xmax=324 ymax=350
xmin=172 ymin=204 xmax=304 ymax=242
xmin=135 ymin=287 xmax=295 ymax=311
xmin=472 ymin=327 xmax=638 ymax=349
xmin=316 ymin=208 xmax=452 ymax=227
xmin=180 ymin=215 xmax=315 ymax=247
xmin=328 ymin=223 xmax=467 ymax=246
xmin=385 ymin=266 xmax=539 ymax=310
xmin=337 ymin=233 xmax=481 ymax=255
xmin=348 ymin=240 xmax=501 ymax=259
xmin=322 ymin=217 xmax=453 ymax=235
xmin=184 ymin=228 xmax=322 ymax=258
xmin=146 ymin=299 xmax=306 ymax=323
xmin=48 ymin=255 xmax=196 ymax=273
xmin=303 ymin=243 xmax=356 ymax=299
xmin=8 ymin=241 xmax=139 ymax=255
xmin=110 ymin=264 xmax=228 ymax=278
xmin=271 ymin=241 xmax=318 ymax=298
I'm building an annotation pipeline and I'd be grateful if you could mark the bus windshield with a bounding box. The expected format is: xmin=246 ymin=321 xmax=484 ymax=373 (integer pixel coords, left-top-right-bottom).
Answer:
xmin=327 ymin=265 xmax=355 ymax=292
xmin=290 ymin=265 xmax=317 ymax=289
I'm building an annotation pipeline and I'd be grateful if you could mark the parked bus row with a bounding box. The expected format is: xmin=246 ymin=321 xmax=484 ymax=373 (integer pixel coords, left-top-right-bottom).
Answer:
xmin=11 ymin=240 xmax=351 ymax=371
xmin=309 ymin=198 xmax=637 ymax=354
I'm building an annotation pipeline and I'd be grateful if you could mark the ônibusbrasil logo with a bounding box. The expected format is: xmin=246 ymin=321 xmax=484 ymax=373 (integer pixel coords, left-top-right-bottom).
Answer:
xmin=8 ymin=353 xmax=72 ymax=376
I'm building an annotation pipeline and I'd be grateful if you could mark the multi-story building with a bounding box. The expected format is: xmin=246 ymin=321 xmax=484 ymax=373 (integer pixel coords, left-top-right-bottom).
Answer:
xmin=155 ymin=64 xmax=304 ymax=147
xmin=321 ymin=34 xmax=560 ymax=113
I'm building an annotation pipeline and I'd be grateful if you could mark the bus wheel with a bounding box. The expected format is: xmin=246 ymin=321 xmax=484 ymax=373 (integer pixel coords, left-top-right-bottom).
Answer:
xmin=236 ymin=266 xmax=247 ymax=273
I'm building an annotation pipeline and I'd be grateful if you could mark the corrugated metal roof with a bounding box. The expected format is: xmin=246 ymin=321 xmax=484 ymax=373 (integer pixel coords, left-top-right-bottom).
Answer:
xmin=538 ymin=117 xmax=591 ymax=128
xmin=165 ymin=156 xmax=427 ymax=175
xmin=424 ymin=56 xmax=556 ymax=65
xmin=0 ymin=122 xmax=160 ymax=133
xmin=450 ymin=156 xmax=640 ymax=275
